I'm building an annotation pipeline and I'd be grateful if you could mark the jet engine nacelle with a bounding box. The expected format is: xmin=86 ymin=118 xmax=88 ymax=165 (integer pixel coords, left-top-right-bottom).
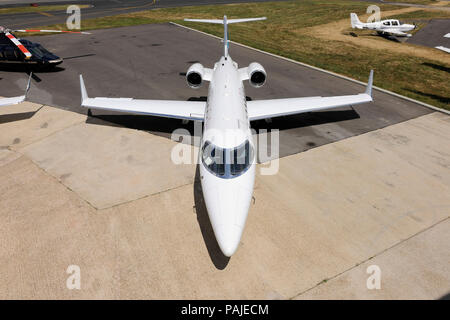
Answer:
xmin=247 ymin=62 xmax=266 ymax=88
xmin=186 ymin=63 xmax=205 ymax=89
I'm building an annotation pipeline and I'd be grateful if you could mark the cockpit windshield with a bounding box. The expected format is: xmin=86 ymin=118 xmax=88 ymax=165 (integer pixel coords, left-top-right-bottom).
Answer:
xmin=202 ymin=140 xmax=254 ymax=178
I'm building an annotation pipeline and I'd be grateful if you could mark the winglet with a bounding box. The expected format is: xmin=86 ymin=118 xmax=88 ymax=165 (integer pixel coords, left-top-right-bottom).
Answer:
xmin=79 ymin=74 xmax=88 ymax=104
xmin=25 ymin=72 xmax=32 ymax=97
xmin=365 ymin=70 xmax=374 ymax=97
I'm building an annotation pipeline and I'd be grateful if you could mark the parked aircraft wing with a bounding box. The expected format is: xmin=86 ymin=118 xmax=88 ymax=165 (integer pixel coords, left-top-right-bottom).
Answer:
xmin=0 ymin=73 xmax=32 ymax=107
xmin=247 ymin=70 xmax=373 ymax=121
xmin=79 ymin=75 xmax=205 ymax=121
xmin=435 ymin=46 xmax=450 ymax=53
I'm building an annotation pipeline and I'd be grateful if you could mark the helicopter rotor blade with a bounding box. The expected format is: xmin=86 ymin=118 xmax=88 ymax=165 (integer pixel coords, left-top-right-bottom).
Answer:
xmin=5 ymin=32 xmax=32 ymax=59
xmin=13 ymin=29 xmax=91 ymax=35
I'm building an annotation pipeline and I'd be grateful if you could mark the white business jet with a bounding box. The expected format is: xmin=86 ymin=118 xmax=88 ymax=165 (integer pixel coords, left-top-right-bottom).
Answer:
xmin=351 ymin=13 xmax=416 ymax=37
xmin=79 ymin=16 xmax=374 ymax=257
xmin=0 ymin=73 xmax=31 ymax=107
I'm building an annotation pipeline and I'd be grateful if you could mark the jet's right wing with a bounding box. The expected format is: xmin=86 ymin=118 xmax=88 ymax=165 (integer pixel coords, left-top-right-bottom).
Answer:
xmin=247 ymin=71 xmax=373 ymax=121
xmin=0 ymin=73 xmax=32 ymax=107
xmin=80 ymin=75 xmax=205 ymax=121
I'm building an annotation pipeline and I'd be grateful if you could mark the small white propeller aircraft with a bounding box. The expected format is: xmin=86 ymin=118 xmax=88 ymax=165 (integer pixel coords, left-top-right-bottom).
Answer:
xmin=80 ymin=16 xmax=374 ymax=257
xmin=350 ymin=13 xmax=416 ymax=37
xmin=0 ymin=73 xmax=31 ymax=107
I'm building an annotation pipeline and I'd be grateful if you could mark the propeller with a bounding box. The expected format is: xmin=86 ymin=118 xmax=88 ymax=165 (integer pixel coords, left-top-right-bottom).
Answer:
xmin=0 ymin=26 xmax=91 ymax=60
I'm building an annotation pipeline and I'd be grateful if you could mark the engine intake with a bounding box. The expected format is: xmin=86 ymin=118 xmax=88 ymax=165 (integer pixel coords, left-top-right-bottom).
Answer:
xmin=247 ymin=62 xmax=266 ymax=88
xmin=186 ymin=63 xmax=205 ymax=89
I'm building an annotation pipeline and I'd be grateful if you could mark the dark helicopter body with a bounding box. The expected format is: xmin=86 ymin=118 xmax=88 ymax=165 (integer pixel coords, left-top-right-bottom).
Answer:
xmin=0 ymin=33 xmax=62 ymax=68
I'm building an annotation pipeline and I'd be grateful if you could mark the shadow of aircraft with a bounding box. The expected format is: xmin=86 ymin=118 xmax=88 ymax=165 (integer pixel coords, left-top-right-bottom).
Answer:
xmin=0 ymin=105 xmax=43 ymax=124
xmin=85 ymin=104 xmax=359 ymax=148
xmin=422 ymin=62 xmax=450 ymax=74
xmin=0 ymin=64 xmax=65 ymax=74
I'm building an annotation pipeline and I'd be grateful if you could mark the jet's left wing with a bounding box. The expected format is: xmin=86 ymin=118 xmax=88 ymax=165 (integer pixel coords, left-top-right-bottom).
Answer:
xmin=0 ymin=73 xmax=32 ymax=107
xmin=247 ymin=70 xmax=373 ymax=121
xmin=80 ymin=75 xmax=205 ymax=121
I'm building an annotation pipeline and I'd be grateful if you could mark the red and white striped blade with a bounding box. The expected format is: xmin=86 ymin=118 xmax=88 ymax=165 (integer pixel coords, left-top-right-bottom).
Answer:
xmin=13 ymin=29 xmax=91 ymax=35
xmin=5 ymin=32 xmax=32 ymax=59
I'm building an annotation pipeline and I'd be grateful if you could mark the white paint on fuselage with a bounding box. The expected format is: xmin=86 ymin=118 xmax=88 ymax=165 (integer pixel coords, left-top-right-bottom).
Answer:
xmin=200 ymin=55 xmax=255 ymax=257
xmin=362 ymin=19 xmax=415 ymax=36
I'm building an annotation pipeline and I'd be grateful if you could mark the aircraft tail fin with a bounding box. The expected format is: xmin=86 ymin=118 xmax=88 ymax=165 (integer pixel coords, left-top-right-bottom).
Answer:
xmin=350 ymin=13 xmax=363 ymax=29
xmin=184 ymin=16 xmax=266 ymax=57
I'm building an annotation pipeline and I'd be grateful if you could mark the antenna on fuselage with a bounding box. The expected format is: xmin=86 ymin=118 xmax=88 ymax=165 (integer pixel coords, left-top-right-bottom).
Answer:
xmin=183 ymin=16 xmax=267 ymax=58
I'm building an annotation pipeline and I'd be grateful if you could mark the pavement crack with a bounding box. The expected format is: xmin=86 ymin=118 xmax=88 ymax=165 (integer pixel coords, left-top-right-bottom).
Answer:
xmin=289 ymin=215 xmax=450 ymax=300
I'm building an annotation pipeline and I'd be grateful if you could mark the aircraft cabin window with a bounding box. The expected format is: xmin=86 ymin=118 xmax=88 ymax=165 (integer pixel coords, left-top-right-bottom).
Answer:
xmin=202 ymin=140 xmax=254 ymax=178
xmin=383 ymin=21 xmax=391 ymax=26
xmin=392 ymin=21 xmax=399 ymax=26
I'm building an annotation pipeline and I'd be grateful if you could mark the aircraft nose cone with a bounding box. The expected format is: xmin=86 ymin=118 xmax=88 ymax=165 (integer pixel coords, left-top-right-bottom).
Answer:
xmin=215 ymin=224 xmax=242 ymax=257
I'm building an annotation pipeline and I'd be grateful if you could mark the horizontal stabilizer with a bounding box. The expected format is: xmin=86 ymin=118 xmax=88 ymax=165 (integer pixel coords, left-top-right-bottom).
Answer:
xmin=184 ymin=16 xmax=266 ymax=57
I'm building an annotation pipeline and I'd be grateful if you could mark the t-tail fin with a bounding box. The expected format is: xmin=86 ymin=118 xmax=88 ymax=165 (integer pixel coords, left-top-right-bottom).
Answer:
xmin=184 ymin=16 xmax=266 ymax=57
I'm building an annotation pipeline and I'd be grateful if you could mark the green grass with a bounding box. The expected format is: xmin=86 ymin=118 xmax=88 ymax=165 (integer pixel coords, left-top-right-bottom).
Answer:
xmin=36 ymin=0 xmax=397 ymax=32
xmin=33 ymin=0 xmax=449 ymax=110
xmin=0 ymin=4 xmax=90 ymax=15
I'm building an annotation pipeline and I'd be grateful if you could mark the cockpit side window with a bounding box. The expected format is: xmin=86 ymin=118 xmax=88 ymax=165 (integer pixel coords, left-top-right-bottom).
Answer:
xmin=202 ymin=140 xmax=254 ymax=178
xmin=202 ymin=141 xmax=225 ymax=176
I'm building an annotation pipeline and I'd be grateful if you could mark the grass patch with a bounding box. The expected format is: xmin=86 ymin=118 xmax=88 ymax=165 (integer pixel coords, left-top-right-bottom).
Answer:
xmin=32 ymin=0 xmax=449 ymax=110
xmin=0 ymin=4 xmax=90 ymax=15
xmin=388 ymin=0 xmax=438 ymax=4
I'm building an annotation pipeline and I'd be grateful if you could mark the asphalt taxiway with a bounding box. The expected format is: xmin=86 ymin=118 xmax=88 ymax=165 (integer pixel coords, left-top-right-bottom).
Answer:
xmin=408 ymin=19 xmax=450 ymax=49
xmin=0 ymin=0 xmax=288 ymax=29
